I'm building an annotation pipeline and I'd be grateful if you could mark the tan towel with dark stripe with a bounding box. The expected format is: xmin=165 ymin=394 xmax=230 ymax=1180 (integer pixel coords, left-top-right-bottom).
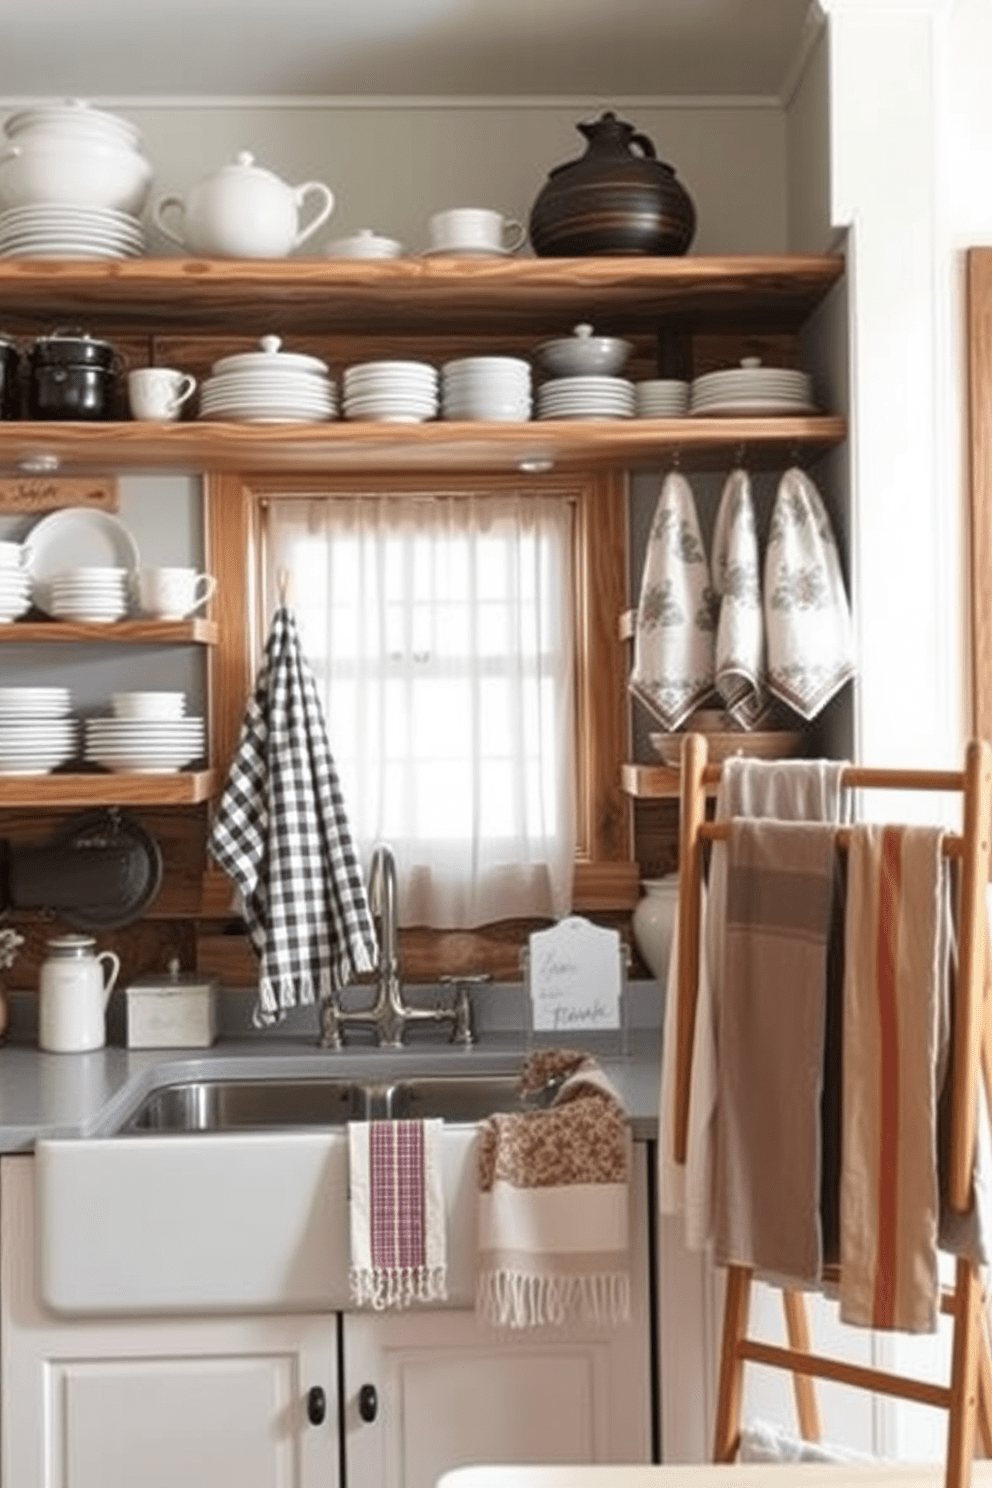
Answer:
xmin=713 ymin=817 xmax=839 ymax=1284
xmin=840 ymin=824 xmax=944 ymax=1332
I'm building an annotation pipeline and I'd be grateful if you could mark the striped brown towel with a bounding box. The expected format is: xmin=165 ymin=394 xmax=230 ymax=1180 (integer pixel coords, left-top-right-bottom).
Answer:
xmin=713 ymin=817 xmax=840 ymax=1284
xmin=840 ymin=824 xmax=944 ymax=1331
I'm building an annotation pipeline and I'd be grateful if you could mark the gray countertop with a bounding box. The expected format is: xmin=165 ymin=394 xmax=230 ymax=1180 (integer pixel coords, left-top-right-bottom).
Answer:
xmin=0 ymin=1027 xmax=663 ymax=1152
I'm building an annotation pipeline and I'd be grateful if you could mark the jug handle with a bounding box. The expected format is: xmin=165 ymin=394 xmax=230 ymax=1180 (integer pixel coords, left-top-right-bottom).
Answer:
xmin=292 ymin=182 xmax=335 ymax=248
xmin=630 ymin=132 xmax=657 ymax=160
xmin=98 ymin=950 xmax=121 ymax=1006
xmin=152 ymin=194 xmax=188 ymax=249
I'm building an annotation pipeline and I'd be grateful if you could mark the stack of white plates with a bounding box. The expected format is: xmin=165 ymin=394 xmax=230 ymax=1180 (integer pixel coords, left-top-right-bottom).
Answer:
xmin=0 ymin=204 xmax=145 ymax=259
xmin=0 ymin=563 xmax=31 ymax=622
xmin=536 ymin=375 xmax=635 ymax=420
xmin=635 ymin=379 xmax=690 ymax=418
xmin=84 ymin=714 xmax=205 ymax=774
xmin=198 ymin=335 xmax=336 ymax=424
xmin=440 ymin=356 xmax=532 ymax=422
xmin=50 ymin=565 xmax=130 ymax=623
xmin=343 ymin=360 xmax=439 ymax=423
xmin=690 ymin=358 xmax=815 ymax=417
xmin=0 ymin=687 xmax=77 ymax=775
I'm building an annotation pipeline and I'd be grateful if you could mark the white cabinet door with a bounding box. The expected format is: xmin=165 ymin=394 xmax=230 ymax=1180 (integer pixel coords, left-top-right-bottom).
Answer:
xmin=343 ymin=1143 xmax=653 ymax=1488
xmin=1 ymin=1155 xmax=340 ymax=1488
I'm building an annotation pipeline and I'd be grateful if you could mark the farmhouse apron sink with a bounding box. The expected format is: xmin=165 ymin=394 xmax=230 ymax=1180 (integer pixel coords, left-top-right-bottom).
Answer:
xmin=33 ymin=1061 xmax=538 ymax=1317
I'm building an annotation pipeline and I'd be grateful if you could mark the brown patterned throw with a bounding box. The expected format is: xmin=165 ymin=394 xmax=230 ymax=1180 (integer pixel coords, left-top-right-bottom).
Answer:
xmin=476 ymin=1049 xmax=632 ymax=1330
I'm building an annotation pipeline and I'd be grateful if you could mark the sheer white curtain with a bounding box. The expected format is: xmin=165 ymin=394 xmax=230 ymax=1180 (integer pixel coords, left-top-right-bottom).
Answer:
xmin=264 ymin=492 xmax=576 ymax=928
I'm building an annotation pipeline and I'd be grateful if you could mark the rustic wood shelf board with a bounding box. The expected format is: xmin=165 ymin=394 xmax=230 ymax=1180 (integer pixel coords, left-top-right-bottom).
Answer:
xmin=0 ymin=618 xmax=218 ymax=643
xmin=0 ymin=254 xmax=844 ymax=337
xmin=0 ymin=769 xmax=216 ymax=807
xmin=0 ymin=415 xmax=846 ymax=477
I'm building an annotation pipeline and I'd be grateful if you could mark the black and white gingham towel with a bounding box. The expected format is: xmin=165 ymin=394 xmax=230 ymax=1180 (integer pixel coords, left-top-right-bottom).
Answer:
xmin=209 ymin=605 xmax=377 ymax=1025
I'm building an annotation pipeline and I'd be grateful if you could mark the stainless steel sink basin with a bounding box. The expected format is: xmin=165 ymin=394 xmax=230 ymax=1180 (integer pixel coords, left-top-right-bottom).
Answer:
xmin=116 ymin=1071 xmax=538 ymax=1133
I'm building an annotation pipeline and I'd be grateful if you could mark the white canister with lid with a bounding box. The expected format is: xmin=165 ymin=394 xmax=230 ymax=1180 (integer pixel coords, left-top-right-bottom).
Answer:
xmin=125 ymin=958 xmax=217 ymax=1048
xmin=38 ymin=933 xmax=120 ymax=1053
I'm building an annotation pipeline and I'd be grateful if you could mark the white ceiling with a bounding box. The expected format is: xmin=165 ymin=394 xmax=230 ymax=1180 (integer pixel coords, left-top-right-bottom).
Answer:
xmin=0 ymin=0 xmax=821 ymax=101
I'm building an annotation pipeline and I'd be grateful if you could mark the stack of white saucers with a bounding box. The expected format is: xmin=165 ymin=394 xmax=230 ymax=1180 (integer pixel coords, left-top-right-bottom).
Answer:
xmin=635 ymin=379 xmax=690 ymax=418
xmin=0 ymin=687 xmax=77 ymax=775
xmin=84 ymin=713 xmax=205 ymax=774
xmin=0 ymin=204 xmax=145 ymax=259
xmin=0 ymin=551 xmax=31 ymax=621
xmin=440 ymin=356 xmax=532 ymax=422
xmin=689 ymin=358 xmax=815 ymax=417
xmin=50 ymin=565 xmax=131 ymax=623
xmin=342 ymin=360 xmax=439 ymax=423
xmin=536 ymin=375 xmax=635 ymax=420
xmin=198 ymin=335 xmax=336 ymax=424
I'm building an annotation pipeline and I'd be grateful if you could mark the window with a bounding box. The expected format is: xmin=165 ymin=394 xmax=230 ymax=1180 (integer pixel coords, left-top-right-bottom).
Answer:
xmin=205 ymin=471 xmax=634 ymax=967
xmin=262 ymin=491 xmax=576 ymax=928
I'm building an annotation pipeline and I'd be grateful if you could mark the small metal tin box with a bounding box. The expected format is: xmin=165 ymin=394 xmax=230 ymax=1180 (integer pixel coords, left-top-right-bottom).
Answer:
xmin=125 ymin=958 xmax=218 ymax=1049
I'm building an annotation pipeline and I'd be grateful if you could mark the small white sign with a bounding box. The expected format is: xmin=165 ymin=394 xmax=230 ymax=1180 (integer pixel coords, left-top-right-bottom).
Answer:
xmin=528 ymin=915 xmax=622 ymax=1032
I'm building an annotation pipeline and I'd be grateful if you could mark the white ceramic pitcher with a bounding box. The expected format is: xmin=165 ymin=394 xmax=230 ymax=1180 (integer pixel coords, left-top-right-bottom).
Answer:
xmin=153 ymin=150 xmax=335 ymax=259
xmin=38 ymin=933 xmax=120 ymax=1053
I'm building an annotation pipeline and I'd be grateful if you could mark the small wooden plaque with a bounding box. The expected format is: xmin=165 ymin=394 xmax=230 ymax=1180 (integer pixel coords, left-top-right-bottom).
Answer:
xmin=0 ymin=476 xmax=119 ymax=514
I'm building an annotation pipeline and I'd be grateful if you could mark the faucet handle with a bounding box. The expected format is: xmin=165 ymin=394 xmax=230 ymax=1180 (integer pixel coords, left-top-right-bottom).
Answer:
xmin=440 ymin=973 xmax=490 ymax=1047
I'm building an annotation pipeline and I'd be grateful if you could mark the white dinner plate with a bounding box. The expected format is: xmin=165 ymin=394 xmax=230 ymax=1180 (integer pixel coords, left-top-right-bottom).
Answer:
xmin=24 ymin=509 xmax=140 ymax=616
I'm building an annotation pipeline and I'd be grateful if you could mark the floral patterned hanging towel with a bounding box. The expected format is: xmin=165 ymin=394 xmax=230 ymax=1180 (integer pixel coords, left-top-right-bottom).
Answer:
xmin=764 ymin=467 xmax=856 ymax=720
xmin=712 ymin=467 xmax=766 ymax=729
xmin=629 ymin=469 xmax=716 ymax=730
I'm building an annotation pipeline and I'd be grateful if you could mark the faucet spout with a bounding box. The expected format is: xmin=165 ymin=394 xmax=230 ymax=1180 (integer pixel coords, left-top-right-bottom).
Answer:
xmin=319 ymin=842 xmax=475 ymax=1049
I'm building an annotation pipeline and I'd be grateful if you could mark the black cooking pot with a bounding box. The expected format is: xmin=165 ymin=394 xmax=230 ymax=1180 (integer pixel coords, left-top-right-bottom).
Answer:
xmin=30 ymin=331 xmax=117 ymax=370
xmin=27 ymin=362 xmax=119 ymax=420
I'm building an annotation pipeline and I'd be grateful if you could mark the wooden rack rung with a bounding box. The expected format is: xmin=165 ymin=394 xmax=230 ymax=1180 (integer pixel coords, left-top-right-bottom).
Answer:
xmin=738 ymin=1339 xmax=952 ymax=1411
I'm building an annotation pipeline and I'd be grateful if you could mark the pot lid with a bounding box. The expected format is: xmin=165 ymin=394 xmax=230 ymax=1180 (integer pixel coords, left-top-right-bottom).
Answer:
xmin=211 ymin=334 xmax=328 ymax=376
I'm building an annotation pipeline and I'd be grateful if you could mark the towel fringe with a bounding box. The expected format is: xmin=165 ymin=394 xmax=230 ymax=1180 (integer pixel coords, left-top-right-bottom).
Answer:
xmin=350 ymin=1264 xmax=448 ymax=1312
xmin=475 ymin=1269 xmax=630 ymax=1330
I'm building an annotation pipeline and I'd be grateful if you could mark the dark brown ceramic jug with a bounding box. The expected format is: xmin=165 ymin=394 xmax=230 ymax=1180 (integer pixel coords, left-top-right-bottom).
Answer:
xmin=528 ymin=111 xmax=696 ymax=258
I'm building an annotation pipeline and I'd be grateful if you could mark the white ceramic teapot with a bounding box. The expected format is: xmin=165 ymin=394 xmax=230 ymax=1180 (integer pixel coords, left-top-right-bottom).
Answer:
xmin=38 ymin=933 xmax=120 ymax=1053
xmin=152 ymin=150 xmax=335 ymax=259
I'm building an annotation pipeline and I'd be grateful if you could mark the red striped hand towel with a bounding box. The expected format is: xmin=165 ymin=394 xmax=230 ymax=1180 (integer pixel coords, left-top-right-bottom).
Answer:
xmin=349 ymin=1118 xmax=447 ymax=1309
xmin=840 ymin=824 xmax=944 ymax=1332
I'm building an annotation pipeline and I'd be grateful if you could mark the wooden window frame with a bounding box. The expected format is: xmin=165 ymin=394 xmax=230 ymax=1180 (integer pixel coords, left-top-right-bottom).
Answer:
xmin=200 ymin=468 xmax=636 ymax=982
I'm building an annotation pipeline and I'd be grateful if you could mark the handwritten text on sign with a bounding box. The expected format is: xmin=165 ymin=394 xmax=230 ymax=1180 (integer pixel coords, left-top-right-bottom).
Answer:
xmin=529 ymin=916 xmax=622 ymax=1032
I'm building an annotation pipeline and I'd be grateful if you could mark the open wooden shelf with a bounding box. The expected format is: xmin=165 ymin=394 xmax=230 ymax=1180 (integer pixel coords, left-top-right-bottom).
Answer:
xmin=0 ymin=253 xmax=845 ymax=338
xmin=0 ymin=768 xmax=217 ymax=807
xmin=0 ymin=617 xmax=218 ymax=643
xmin=0 ymin=413 xmax=846 ymax=477
xmin=622 ymin=762 xmax=683 ymax=799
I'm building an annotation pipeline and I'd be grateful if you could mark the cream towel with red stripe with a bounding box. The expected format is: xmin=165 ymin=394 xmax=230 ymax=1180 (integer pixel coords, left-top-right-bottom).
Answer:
xmin=349 ymin=1118 xmax=447 ymax=1309
xmin=840 ymin=824 xmax=945 ymax=1332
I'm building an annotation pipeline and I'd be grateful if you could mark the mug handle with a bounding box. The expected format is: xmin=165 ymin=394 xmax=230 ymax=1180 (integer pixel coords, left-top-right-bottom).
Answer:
xmin=190 ymin=573 xmax=218 ymax=614
xmin=502 ymin=218 xmax=526 ymax=254
xmin=173 ymin=374 xmax=198 ymax=408
xmin=292 ymin=183 xmax=336 ymax=248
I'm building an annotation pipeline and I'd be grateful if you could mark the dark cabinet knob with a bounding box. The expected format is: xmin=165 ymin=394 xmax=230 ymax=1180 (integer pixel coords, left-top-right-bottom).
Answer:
xmin=358 ymin=1383 xmax=378 ymax=1423
xmin=306 ymin=1385 xmax=326 ymax=1425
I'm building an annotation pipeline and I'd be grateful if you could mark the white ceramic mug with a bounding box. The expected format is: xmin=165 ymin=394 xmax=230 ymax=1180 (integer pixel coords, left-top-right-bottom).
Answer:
xmin=428 ymin=207 xmax=525 ymax=255
xmin=139 ymin=566 xmax=217 ymax=620
xmin=128 ymin=367 xmax=197 ymax=422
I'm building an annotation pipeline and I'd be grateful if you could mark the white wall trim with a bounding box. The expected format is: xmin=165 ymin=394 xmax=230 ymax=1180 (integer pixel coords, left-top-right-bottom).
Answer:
xmin=0 ymin=93 xmax=787 ymax=113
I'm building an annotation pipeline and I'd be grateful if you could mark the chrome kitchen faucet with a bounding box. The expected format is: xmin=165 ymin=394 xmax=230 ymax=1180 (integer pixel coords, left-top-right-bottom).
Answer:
xmin=318 ymin=842 xmax=474 ymax=1049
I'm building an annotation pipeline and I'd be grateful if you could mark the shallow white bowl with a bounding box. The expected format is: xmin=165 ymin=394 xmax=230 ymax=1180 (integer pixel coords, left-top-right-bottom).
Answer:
xmin=111 ymin=691 xmax=186 ymax=720
xmin=535 ymin=323 xmax=634 ymax=378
